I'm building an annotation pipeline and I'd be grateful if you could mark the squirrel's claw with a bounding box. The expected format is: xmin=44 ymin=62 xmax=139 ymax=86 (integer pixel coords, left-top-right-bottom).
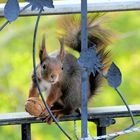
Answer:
xmin=39 ymin=109 xmax=49 ymax=119
xmin=44 ymin=110 xmax=64 ymax=125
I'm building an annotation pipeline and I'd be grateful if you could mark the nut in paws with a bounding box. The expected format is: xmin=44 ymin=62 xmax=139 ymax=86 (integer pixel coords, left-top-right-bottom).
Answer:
xmin=25 ymin=97 xmax=46 ymax=117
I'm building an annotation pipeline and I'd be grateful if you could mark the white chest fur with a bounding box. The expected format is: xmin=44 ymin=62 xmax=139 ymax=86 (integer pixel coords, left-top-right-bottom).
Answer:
xmin=39 ymin=80 xmax=52 ymax=96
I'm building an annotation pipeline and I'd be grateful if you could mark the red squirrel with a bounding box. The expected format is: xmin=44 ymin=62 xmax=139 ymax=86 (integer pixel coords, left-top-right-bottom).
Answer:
xmin=27 ymin=14 xmax=112 ymax=124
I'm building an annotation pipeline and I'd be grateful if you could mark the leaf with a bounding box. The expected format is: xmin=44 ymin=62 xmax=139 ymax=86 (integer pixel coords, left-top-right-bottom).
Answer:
xmin=78 ymin=47 xmax=103 ymax=76
xmin=107 ymin=62 xmax=122 ymax=88
xmin=26 ymin=0 xmax=54 ymax=11
xmin=4 ymin=0 xmax=20 ymax=22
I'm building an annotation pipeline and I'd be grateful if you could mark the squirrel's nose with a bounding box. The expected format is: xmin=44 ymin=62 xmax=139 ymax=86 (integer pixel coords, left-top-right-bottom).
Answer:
xmin=50 ymin=74 xmax=57 ymax=81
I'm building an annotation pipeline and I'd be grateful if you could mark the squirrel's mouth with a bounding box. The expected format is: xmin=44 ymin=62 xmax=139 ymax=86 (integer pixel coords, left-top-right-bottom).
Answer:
xmin=49 ymin=80 xmax=57 ymax=84
xmin=49 ymin=76 xmax=59 ymax=84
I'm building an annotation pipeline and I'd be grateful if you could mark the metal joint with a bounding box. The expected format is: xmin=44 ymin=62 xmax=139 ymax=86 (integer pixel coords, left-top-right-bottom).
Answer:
xmin=95 ymin=118 xmax=116 ymax=127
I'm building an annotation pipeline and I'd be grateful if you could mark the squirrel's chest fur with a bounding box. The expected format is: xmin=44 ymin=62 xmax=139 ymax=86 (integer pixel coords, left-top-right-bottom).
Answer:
xmin=39 ymin=80 xmax=52 ymax=96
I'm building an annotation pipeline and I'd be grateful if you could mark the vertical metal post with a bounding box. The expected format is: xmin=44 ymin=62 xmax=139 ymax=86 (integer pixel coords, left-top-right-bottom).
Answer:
xmin=95 ymin=118 xmax=116 ymax=140
xmin=21 ymin=123 xmax=31 ymax=140
xmin=97 ymin=126 xmax=106 ymax=140
xmin=81 ymin=70 xmax=88 ymax=138
xmin=81 ymin=0 xmax=88 ymax=139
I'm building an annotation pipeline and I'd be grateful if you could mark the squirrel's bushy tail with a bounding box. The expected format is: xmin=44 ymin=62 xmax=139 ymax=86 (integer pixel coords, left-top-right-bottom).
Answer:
xmin=58 ymin=14 xmax=113 ymax=97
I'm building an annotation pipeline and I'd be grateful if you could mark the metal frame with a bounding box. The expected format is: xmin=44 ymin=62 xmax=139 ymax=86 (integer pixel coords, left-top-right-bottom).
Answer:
xmin=0 ymin=0 xmax=140 ymax=139
xmin=21 ymin=124 xmax=31 ymax=140
xmin=0 ymin=0 xmax=140 ymax=16
xmin=0 ymin=105 xmax=140 ymax=140
xmin=81 ymin=0 xmax=88 ymax=138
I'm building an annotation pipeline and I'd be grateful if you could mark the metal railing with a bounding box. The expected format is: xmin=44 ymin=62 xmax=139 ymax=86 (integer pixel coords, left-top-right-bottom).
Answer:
xmin=0 ymin=105 xmax=140 ymax=140
xmin=0 ymin=0 xmax=140 ymax=140
xmin=0 ymin=0 xmax=140 ymax=17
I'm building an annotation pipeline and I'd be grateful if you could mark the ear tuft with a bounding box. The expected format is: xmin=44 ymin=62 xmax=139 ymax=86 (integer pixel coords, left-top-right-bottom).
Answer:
xmin=39 ymin=34 xmax=48 ymax=64
xmin=58 ymin=38 xmax=65 ymax=62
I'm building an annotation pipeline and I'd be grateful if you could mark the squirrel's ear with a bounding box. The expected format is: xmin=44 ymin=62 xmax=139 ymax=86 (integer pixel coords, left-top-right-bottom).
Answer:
xmin=58 ymin=38 xmax=65 ymax=62
xmin=39 ymin=34 xmax=48 ymax=64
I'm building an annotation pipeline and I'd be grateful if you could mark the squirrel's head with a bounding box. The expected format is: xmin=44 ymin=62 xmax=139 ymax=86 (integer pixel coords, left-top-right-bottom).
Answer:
xmin=39 ymin=35 xmax=65 ymax=84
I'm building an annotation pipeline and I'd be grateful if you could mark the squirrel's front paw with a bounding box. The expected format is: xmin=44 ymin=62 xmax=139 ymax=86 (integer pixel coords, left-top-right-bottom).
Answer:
xmin=39 ymin=109 xmax=49 ymax=119
xmin=31 ymin=74 xmax=41 ymax=85
xmin=25 ymin=97 xmax=46 ymax=117
xmin=45 ymin=110 xmax=64 ymax=125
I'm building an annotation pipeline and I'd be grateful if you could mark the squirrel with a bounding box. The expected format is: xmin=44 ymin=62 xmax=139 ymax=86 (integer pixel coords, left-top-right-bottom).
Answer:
xmin=26 ymin=14 xmax=112 ymax=124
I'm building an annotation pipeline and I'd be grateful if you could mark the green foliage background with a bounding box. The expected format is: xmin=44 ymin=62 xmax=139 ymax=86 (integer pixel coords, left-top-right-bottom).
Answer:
xmin=0 ymin=1 xmax=140 ymax=140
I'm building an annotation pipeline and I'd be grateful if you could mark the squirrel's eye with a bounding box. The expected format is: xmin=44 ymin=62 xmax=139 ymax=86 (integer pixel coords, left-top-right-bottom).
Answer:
xmin=61 ymin=67 xmax=63 ymax=70
xmin=42 ymin=64 xmax=46 ymax=69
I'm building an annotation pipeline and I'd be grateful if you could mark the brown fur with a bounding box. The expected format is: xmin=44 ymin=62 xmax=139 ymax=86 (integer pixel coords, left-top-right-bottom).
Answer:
xmin=58 ymin=14 xmax=113 ymax=97
xmin=28 ymin=14 xmax=113 ymax=124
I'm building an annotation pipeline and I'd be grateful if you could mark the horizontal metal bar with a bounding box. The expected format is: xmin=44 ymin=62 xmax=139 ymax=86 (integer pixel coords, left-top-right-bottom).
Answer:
xmin=0 ymin=0 xmax=140 ymax=17
xmin=0 ymin=105 xmax=140 ymax=126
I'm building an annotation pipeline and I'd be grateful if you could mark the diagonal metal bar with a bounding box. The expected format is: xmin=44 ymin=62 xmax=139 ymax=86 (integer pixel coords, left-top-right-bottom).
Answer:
xmin=0 ymin=3 xmax=31 ymax=31
xmin=81 ymin=0 xmax=88 ymax=138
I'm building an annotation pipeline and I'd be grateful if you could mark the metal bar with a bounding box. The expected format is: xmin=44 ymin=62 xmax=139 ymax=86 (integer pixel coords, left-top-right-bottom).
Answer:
xmin=0 ymin=0 xmax=140 ymax=17
xmin=81 ymin=0 xmax=88 ymax=138
xmin=94 ymin=118 xmax=116 ymax=140
xmin=97 ymin=126 xmax=106 ymax=140
xmin=81 ymin=71 xmax=88 ymax=138
xmin=0 ymin=105 xmax=140 ymax=126
xmin=21 ymin=123 xmax=31 ymax=140
xmin=32 ymin=8 xmax=71 ymax=140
